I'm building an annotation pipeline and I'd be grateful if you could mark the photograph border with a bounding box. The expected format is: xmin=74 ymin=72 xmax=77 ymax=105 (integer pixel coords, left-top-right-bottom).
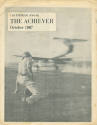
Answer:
xmin=0 ymin=0 xmax=97 ymax=125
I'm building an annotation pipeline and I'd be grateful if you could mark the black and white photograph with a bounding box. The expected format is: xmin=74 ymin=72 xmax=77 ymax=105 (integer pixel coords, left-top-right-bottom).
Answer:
xmin=5 ymin=7 xmax=91 ymax=122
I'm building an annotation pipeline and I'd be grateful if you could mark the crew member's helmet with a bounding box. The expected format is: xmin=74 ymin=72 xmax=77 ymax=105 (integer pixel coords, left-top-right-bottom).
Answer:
xmin=22 ymin=51 xmax=32 ymax=58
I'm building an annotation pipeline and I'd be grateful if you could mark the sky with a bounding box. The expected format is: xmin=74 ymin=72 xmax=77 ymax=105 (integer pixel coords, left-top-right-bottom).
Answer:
xmin=5 ymin=7 xmax=91 ymax=64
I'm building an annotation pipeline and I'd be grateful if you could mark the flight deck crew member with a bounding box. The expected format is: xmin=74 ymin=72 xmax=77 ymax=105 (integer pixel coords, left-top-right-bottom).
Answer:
xmin=14 ymin=51 xmax=38 ymax=104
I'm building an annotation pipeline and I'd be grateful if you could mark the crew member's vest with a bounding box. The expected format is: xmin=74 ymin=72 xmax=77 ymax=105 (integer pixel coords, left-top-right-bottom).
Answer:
xmin=18 ymin=57 xmax=32 ymax=75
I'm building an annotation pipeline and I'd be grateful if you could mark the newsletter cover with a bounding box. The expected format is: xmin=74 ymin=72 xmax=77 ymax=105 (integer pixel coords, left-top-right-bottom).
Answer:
xmin=0 ymin=0 xmax=97 ymax=125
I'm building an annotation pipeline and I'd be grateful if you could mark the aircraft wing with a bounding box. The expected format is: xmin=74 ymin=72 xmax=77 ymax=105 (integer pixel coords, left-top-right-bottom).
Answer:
xmin=13 ymin=55 xmax=72 ymax=64
xmin=53 ymin=58 xmax=72 ymax=64
xmin=31 ymin=56 xmax=72 ymax=63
